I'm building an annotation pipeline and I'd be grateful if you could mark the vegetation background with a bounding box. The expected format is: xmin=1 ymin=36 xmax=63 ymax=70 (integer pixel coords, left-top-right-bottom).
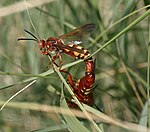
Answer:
xmin=0 ymin=0 xmax=149 ymax=131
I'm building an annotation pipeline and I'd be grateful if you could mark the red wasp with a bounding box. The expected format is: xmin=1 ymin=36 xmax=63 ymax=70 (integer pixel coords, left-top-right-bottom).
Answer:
xmin=18 ymin=23 xmax=96 ymax=108
xmin=18 ymin=24 xmax=96 ymax=66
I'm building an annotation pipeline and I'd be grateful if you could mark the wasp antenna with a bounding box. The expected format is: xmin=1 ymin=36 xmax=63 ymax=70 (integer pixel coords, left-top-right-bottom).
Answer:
xmin=24 ymin=29 xmax=39 ymax=41
xmin=17 ymin=38 xmax=38 ymax=42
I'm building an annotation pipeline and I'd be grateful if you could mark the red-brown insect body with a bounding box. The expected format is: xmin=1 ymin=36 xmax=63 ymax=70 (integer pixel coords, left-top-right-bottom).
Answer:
xmin=38 ymin=37 xmax=91 ymax=64
xmin=18 ymin=24 xmax=96 ymax=109
xmin=38 ymin=36 xmax=95 ymax=106
xmin=38 ymin=37 xmax=63 ymax=55
xmin=67 ymin=57 xmax=95 ymax=107
xmin=39 ymin=36 xmax=95 ymax=107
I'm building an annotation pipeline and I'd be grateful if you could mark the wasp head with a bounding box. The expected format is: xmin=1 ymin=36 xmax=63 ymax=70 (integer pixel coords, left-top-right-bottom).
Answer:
xmin=38 ymin=39 xmax=48 ymax=54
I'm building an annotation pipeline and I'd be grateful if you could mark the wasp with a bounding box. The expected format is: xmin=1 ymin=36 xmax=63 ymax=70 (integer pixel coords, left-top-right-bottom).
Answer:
xmin=18 ymin=23 xmax=96 ymax=108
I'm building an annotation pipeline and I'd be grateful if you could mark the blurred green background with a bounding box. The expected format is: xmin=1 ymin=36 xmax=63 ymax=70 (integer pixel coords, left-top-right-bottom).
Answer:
xmin=0 ymin=0 xmax=149 ymax=131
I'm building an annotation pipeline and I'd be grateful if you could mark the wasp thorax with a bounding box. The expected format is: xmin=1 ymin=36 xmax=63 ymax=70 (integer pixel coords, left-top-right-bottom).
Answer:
xmin=46 ymin=37 xmax=58 ymax=52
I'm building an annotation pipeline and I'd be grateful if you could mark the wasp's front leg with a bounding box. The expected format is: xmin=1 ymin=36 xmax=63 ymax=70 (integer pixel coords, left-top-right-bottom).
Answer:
xmin=52 ymin=53 xmax=63 ymax=69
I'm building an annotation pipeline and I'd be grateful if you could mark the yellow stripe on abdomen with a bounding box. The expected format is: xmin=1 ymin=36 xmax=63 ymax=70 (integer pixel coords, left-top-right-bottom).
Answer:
xmin=66 ymin=44 xmax=90 ymax=59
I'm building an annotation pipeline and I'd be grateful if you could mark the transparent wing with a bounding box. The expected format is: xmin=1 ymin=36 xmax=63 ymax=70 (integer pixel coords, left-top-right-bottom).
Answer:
xmin=58 ymin=23 xmax=96 ymax=45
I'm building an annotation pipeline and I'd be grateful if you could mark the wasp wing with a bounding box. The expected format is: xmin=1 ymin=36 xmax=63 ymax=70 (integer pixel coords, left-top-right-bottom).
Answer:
xmin=58 ymin=23 xmax=96 ymax=45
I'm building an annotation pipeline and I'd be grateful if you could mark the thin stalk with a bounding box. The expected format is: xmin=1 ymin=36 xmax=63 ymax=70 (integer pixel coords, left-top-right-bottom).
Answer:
xmin=147 ymin=14 xmax=150 ymax=128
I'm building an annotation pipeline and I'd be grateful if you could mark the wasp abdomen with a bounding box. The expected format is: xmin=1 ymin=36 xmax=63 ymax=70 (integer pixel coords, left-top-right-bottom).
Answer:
xmin=63 ymin=44 xmax=90 ymax=59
